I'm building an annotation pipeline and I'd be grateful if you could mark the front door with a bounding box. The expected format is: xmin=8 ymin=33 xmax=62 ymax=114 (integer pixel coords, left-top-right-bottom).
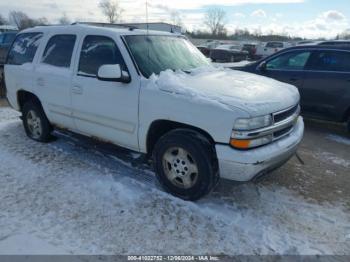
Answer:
xmin=71 ymin=35 xmax=140 ymax=151
xmin=262 ymin=50 xmax=312 ymax=93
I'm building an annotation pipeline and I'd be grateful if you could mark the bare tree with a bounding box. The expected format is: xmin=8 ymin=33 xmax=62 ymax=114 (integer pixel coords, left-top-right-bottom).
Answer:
xmin=58 ymin=13 xmax=71 ymax=25
xmin=9 ymin=11 xmax=48 ymax=30
xmin=98 ymin=0 xmax=123 ymax=23
xmin=0 ymin=14 xmax=7 ymax=25
xmin=204 ymin=8 xmax=227 ymax=36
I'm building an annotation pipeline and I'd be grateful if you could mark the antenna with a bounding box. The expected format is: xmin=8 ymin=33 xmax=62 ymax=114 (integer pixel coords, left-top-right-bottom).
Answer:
xmin=145 ymin=0 xmax=149 ymax=34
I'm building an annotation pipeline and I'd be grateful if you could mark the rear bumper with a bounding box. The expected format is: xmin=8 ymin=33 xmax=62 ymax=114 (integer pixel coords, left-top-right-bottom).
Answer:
xmin=216 ymin=117 xmax=304 ymax=182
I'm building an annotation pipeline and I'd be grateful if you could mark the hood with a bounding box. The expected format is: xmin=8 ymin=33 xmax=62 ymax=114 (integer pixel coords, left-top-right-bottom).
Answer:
xmin=149 ymin=67 xmax=300 ymax=117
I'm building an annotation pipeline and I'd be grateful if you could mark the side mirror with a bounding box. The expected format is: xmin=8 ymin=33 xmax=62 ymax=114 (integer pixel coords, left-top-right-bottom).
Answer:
xmin=97 ymin=64 xmax=130 ymax=83
xmin=258 ymin=61 xmax=267 ymax=72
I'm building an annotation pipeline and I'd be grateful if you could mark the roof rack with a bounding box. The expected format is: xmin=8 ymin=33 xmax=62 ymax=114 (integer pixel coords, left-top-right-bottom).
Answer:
xmin=71 ymin=22 xmax=138 ymax=31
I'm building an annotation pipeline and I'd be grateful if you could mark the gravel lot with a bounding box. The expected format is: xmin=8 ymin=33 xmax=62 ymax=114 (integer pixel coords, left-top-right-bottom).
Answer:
xmin=0 ymin=99 xmax=349 ymax=255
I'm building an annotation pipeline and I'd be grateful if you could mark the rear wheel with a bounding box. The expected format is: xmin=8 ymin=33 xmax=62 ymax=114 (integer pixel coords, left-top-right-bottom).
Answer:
xmin=153 ymin=129 xmax=218 ymax=201
xmin=22 ymin=101 xmax=52 ymax=142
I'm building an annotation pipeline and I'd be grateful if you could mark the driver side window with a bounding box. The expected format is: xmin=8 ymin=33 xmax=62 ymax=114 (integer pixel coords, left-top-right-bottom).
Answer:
xmin=78 ymin=35 xmax=127 ymax=77
xmin=266 ymin=51 xmax=311 ymax=70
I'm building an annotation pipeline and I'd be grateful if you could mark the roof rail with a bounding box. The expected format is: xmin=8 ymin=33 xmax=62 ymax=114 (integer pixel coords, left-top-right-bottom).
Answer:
xmin=71 ymin=22 xmax=137 ymax=31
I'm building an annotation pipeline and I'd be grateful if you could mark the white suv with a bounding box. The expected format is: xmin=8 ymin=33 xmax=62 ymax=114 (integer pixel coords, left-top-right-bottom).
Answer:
xmin=5 ymin=24 xmax=304 ymax=200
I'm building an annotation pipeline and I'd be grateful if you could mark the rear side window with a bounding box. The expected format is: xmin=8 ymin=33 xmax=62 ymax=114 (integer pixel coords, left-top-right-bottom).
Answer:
xmin=41 ymin=35 xmax=76 ymax=68
xmin=308 ymin=51 xmax=350 ymax=72
xmin=7 ymin=33 xmax=43 ymax=65
xmin=78 ymin=35 xmax=127 ymax=77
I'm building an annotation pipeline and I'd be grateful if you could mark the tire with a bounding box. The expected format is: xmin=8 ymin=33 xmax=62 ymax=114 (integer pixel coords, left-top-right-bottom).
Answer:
xmin=153 ymin=129 xmax=218 ymax=201
xmin=347 ymin=116 xmax=350 ymax=133
xmin=22 ymin=100 xmax=52 ymax=142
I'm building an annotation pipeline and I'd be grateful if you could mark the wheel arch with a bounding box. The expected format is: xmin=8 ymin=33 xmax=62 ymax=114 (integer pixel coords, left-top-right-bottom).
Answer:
xmin=17 ymin=90 xmax=43 ymax=112
xmin=146 ymin=119 xmax=217 ymax=156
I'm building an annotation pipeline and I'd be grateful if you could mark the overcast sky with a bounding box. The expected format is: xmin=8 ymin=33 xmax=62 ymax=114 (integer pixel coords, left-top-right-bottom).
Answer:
xmin=0 ymin=0 xmax=349 ymax=39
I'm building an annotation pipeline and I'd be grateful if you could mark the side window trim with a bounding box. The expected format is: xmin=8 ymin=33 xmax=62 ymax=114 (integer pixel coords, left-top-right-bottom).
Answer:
xmin=77 ymin=34 xmax=130 ymax=79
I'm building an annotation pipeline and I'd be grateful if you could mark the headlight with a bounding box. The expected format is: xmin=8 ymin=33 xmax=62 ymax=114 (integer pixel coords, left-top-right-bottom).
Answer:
xmin=233 ymin=115 xmax=272 ymax=131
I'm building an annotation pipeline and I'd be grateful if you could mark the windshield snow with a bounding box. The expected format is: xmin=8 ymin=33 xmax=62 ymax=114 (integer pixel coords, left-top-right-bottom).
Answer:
xmin=124 ymin=35 xmax=210 ymax=78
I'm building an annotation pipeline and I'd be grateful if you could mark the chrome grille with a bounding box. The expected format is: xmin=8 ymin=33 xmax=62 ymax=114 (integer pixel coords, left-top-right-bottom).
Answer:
xmin=274 ymin=104 xmax=299 ymax=123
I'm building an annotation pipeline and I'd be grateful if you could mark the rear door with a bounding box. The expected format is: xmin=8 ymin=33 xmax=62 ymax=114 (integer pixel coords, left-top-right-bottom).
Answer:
xmin=34 ymin=33 xmax=78 ymax=129
xmin=261 ymin=50 xmax=311 ymax=89
xmin=303 ymin=50 xmax=350 ymax=120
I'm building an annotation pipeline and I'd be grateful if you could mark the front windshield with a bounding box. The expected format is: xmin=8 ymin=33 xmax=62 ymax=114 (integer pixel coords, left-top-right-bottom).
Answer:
xmin=124 ymin=35 xmax=210 ymax=78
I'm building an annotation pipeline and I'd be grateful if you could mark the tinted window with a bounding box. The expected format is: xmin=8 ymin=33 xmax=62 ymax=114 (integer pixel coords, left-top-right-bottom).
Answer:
xmin=7 ymin=33 xmax=43 ymax=65
xmin=267 ymin=51 xmax=311 ymax=70
xmin=78 ymin=35 xmax=126 ymax=77
xmin=308 ymin=51 xmax=350 ymax=72
xmin=42 ymin=35 xmax=76 ymax=68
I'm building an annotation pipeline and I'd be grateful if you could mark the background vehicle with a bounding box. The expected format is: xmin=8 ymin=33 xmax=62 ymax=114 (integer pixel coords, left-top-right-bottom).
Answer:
xmin=255 ymin=41 xmax=291 ymax=59
xmin=242 ymin=43 xmax=258 ymax=60
xmin=0 ymin=31 xmax=17 ymax=97
xmin=210 ymin=44 xmax=248 ymax=62
xmin=0 ymin=31 xmax=17 ymax=65
xmin=317 ymin=40 xmax=350 ymax=46
xmin=5 ymin=24 xmax=303 ymax=200
xmin=235 ymin=45 xmax=350 ymax=131
xmin=196 ymin=46 xmax=211 ymax=57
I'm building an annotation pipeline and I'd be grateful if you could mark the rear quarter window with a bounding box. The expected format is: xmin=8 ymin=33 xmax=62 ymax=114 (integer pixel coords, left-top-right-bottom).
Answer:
xmin=7 ymin=32 xmax=43 ymax=65
xmin=308 ymin=51 xmax=350 ymax=72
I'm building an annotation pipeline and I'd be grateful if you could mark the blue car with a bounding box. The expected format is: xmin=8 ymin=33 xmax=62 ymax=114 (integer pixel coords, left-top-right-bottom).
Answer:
xmin=235 ymin=45 xmax=350 ymax=132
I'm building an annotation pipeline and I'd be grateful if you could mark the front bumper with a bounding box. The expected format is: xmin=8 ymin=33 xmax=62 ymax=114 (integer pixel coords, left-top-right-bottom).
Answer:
xmin=216 ymin=117 xmax=304 ymax=182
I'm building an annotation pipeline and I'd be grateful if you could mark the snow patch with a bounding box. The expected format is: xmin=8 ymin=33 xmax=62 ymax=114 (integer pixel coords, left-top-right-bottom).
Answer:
xmin=316 ymin=152 xmax=350 ymax=168
xmin=327 ymin=134 xmax=350 ymax=146
xmin=0 ymin=108 xmax=349 ymax=255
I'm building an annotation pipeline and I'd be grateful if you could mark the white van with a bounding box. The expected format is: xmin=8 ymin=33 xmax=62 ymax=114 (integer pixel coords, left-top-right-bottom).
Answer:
xmin=4 ymin=24 xmax=304 ymax=200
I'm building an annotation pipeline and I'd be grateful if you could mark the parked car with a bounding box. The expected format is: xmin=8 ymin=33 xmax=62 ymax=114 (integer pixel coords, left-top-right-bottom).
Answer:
xmin=235 ymin=45 xmax=350 ymax=132
xmin=0 ymin=31 xmax=17 ymax=65
xmin=318 ymin=40 xmax=350 ymax=46
xmin=242 ymin=43 xmax=258 ymax=60
xmin=0 ymin=31 xmax=17 ymax=97
xmin=210 ymin=44 xmax=249 ymax=62
xmin=255 ymin=41 xmax=291 ymax=59
xmin=196 ymin=46 xmax=211 ymax=57
xmin=5 ymin=24 xmax=304 ymax=200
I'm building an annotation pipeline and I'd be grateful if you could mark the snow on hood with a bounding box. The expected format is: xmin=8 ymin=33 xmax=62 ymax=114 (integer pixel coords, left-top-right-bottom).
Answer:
xmin=147 ymin=66 xmax=300 ymax=116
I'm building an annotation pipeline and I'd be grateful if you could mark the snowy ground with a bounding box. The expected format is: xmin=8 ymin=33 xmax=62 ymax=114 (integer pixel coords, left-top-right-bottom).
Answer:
xmin=0 ymin=104 xmax=349 ymax=255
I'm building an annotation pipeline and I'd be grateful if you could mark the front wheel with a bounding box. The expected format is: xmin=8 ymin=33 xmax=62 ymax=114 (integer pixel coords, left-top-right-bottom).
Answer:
xmin=153 ymin=129 xmax=218 ymax=201
xmin=22 ymin=101 xmax=52 ymax=142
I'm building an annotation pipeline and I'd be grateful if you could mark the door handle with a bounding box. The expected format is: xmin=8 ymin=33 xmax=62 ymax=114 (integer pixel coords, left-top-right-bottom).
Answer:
xmin=289 ymin=78 xmax=299 ymax=82
xmin=37 ymin=78 xmax=45 ymax=87
xmin=72 ymin=86 xmax=83 ymax=95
